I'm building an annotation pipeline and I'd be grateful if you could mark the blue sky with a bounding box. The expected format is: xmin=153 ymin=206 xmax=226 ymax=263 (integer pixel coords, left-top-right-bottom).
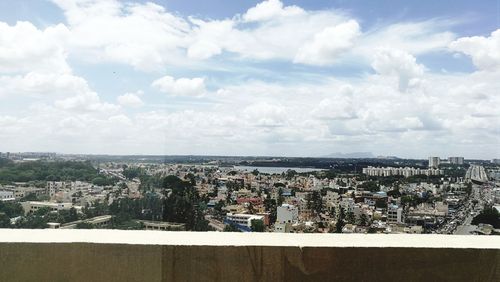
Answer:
xmin=0 ymin=0 xmax=499 ymax=158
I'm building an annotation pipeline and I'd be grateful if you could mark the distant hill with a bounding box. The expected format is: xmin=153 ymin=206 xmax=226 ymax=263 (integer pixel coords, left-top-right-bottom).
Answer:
xmin=322 ymin=152 xmax=375 ymax=158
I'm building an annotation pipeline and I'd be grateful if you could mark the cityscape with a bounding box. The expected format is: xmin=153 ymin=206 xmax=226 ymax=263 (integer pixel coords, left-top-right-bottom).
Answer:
xmin=1 ymin=1 xmax=500 ymax=279
xmin=1 ymin=152 xmax=499 ymax=235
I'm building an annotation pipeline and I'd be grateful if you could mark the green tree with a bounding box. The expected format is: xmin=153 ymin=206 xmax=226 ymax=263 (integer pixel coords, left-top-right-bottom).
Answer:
xmin=346 ymin=211 xmax=356 ymax=224
xmin=277 ymin=187 xmax=284 ymax=206
xmin=307 ymin=191 xmax=324 ymax=215
xmin=0 ymin=201 xmax=23 ymax=217
xmin=223 ymin=223 xmax=241 ymax=232
xmin=358 ymin=214 xmax=368 ymax=226
xmin=162 ymin=175 xmax=210 ymax=231
xmin=472 ymin=207 xmax=500 ymax=228
xmin=0 ymin=213 xmax=11 ymax=228
xmin=335 ymin=208 xmax=345 ymax=233
xmin=250 ymin=219 xmax=265 ymax=232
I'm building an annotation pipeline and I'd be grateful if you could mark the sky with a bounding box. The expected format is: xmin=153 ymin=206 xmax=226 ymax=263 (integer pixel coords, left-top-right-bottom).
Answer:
xmin=0 ymin=0 xmax=499 ymax=159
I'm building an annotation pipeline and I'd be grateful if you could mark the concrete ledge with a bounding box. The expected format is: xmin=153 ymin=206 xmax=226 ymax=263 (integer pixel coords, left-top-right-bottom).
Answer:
xmin=0 ymin=230 xmax=499 ymax=281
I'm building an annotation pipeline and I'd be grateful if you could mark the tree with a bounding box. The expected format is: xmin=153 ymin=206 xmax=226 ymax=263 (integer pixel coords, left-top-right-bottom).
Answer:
xmin=251 ymin=219 xmax=265 ymax=232
xmin=264 ymin=195 xmax=277 ymax=224
xmin=162 ymin=175 xmax=210 ymax=231
xmin=123 ymin=167 xmax=141 ymax=180
xmin=285 ymin=169 xmax=297 ymax=180
xmin=335 ymin=208 xmax=345 ymax=233
xmin=68 ymin=207 xmax=78 ymax=222
xmin=307 ymin=191 xmax=323 ymax=216
xmin=0 ymin=201 xmax=23 ymax=217
xmin=358 ymin=214 xmax=368 ymax=226
xmin=472 ymin=207 xmax=500 ymax=228
xmin=277 ymin=187 xmax=284 ymax=206
xmin=375 ymin=199 xmax=388 ymax=209
xmin=346 ymin=211 xmax=356 ymax=224
xmin=0 ymin=213 xmax=11 ymax=228
xmin=223 ymin=223 xmax=241 ymax=232
xmin=387 ymin=189 xmax=401 ymax=198
xmin=358 ymin=181 xmax=379 ymax=192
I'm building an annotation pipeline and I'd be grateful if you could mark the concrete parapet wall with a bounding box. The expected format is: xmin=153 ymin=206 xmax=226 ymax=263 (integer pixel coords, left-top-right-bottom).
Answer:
xmin=0 ymin=230 xmax=498 ymax=281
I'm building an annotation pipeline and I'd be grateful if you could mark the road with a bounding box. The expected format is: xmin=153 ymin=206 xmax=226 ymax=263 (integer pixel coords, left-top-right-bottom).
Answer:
xmin=453 ymin=183 xmax=494 ymax=235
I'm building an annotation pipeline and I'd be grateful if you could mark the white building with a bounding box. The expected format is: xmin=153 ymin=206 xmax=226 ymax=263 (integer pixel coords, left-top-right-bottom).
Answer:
xmin=428 ymin=157 xmax=440 ymax=168
xmin=274 ymin=222 xmax=292 ymax=233
xmin=277 ymin=204 xmax=298 ymax=224
xmin=225 ymin=213 xmax=264 ymax=228
xmin=0 ymin=190 xmax=15 ymax=201
xmin=362 ymin=166 xmax=443 ymax=177
xmin=21 ymin=201 xmax=80 ymax=215
xmin=387 ymin=204 xmax=403 ymax=224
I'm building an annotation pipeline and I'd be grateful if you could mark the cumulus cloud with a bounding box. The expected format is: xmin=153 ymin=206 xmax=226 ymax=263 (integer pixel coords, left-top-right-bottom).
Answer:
xmin=0 ymin=72 xmax=89 ymax=97
xmin=371 ymin=48 xmax=425 ymax=91
xmin=51 ymin=0 xmax=190 ymax=70
xmin=117 ymin=91 xmax=144 ymax=108
xmin=242 ymin=0 xmax=304 ymax=22
xmin=152 ymin=76 xmax=206 ymax=97
xmin=450 ymin=29 xmax=500 ymax=71
xmin=294 ymin=20 xmax=361 ymax=65
xmin=55 ymin=90 xmax=120 ymax=113
xmin=40 ymin=0 xmax=458 ymax=69
xmin=0 ymin=0 xmax=498 ymax=158
xmin=243 ymin=102 xmax=287 ymax=128
xmin=0 ymin=21 xmax=70 ymax=73
xmin=312 ymin=97 xmax=357 ymax=120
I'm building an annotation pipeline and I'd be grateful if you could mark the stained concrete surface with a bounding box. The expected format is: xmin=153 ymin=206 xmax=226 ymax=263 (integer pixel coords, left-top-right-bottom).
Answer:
xmin=0 ymin=243 xmax=498 ymax=281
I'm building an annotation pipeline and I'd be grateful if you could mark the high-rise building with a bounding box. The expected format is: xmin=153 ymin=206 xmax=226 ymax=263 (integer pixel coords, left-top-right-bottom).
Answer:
xmin=448 ymin=157 xmax=464 ymax=165
xmin=428 ymin=157 xmax=440 ymax=168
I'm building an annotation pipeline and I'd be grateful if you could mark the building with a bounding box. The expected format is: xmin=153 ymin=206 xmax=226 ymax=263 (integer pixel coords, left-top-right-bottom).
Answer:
xmin=0 ymin=190 xmax=15 ymax=202
xmin=428 ymin=157 xmax=440 ymax=168
xmin=224 ymin=213 xmax=265 ymax=232
xmin=387 ymin=204 xmax=403 ymax=224
xmin=21 ymin=201 xmax=80 ymax=215
xmin=274 ymin=222 xmax=292 ymax=233
xmin=448 ymin=157 xmax=464 ymax=165
xmin=362 ymin=166 xmax=443 ymax=177
xmin=140 ymin=220 xmax=185 ymax=231
xmin=276 ymin=204 xmax=298 ymax=224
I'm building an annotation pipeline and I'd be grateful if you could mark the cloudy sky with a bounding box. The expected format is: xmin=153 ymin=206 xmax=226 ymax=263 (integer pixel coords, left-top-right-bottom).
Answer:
xmin=0 ymin=0 xmax=499 ymax=159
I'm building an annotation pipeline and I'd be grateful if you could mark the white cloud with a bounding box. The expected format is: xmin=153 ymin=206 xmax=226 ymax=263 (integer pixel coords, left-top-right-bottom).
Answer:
xmin=0 ymin=0 xmax=498 ymax=158
xmin=294 ymin=20 xmax=361 ymax=65
xmin=371 ymin=48 xmax=425 ymax=91
xmin=0 ymin=72 xmax=88 ymax=97
xmin=55 ymin=90 xmax=120 ymax=113
xmin=450 ymin=29 xmax=500 ymax=71
xmin=117 ymin=91 xmax=144 ymax=108
xmin=51 ymin=0 xmax=190 ymax=70
xmin=152 ymin=76 xmax=206 ymax=97
xmin=312 ymin=97 xmax=357 ymax=120
xmin=358 ymin=20 xmax=456 ymax=56
xmin=42 ymin=0 xmax=458 ymax=70
xmin=242 ymin=0 xmax=304 ymax=22
xmin=243 ymin=102 xmax=287 ymax=128
xmin=0 ymin=21 xmax=70 ymax=74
